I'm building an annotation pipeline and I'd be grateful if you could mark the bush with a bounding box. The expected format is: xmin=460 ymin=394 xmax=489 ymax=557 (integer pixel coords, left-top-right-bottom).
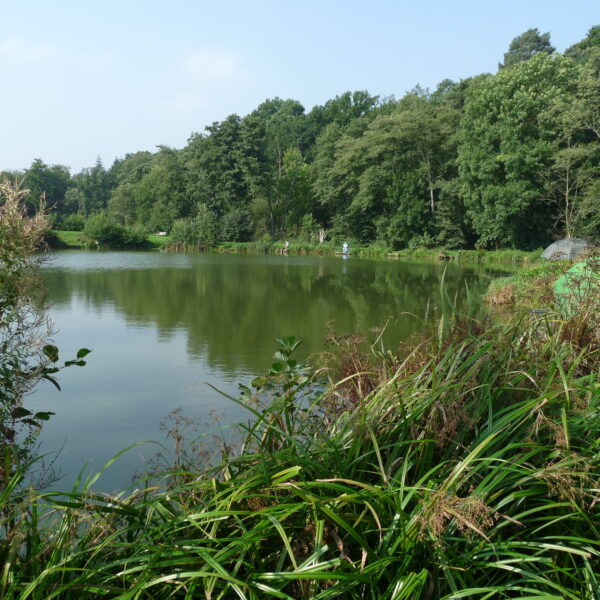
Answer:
xmin=0 ymin=181 xmax=87 ymax=481
xmin=59 ymin=213 xmax=85 ymax=231
xmin=170 ymin=205 xmax=219 ymax=248
xmin=221 ymin=206 xmax=254 ymax=242
xmin=83 ymin=213 xmax=125 ymax=245
xmin=298 ymin=213 xmax=319 ymax=242
xmin=122 ymin=224 xmax=148 ymax=247
xmin=82 ymin=214 xmax=147 ymax=248
xmin=408 ymin=232 xmax=436 ymax=249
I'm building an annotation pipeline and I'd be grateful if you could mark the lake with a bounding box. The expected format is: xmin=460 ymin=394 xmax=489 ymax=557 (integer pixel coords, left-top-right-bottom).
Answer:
xmin=32 ymin=251 xmax=510 ymax=491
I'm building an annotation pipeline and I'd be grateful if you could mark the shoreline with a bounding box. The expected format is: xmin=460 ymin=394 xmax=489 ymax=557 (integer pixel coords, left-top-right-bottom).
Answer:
xmin=49 ymin=230 xmax=543 ymax=265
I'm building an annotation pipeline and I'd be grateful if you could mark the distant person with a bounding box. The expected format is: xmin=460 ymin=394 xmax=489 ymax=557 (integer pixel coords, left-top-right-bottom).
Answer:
xmin=342 ymin=241 xmax=349 ymax=255
xmin=284 ymin=240 xmax=290 ymax=253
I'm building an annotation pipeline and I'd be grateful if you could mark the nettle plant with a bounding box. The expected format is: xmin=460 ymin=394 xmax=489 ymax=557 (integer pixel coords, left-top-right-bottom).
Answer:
xmin=230 ymin=336 xmax=324 ymax=457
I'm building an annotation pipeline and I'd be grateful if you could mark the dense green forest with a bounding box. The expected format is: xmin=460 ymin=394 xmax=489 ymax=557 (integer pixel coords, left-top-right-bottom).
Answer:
xmin=6 ymin=27 xmax=600 ymax=250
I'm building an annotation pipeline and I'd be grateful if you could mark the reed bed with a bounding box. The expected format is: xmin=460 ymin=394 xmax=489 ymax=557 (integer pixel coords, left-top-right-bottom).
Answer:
xmin=1 ymin=298 xmax=599 ymax=598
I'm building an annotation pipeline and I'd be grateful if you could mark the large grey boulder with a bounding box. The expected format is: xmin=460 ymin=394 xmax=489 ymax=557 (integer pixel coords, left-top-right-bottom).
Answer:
xmin=541 ymin=238 xmax=591 ymax=260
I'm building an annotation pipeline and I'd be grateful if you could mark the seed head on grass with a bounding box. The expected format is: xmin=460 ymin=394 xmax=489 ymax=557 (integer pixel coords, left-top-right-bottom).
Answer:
xmin=419 ymin=491 xmax=499 ymax=544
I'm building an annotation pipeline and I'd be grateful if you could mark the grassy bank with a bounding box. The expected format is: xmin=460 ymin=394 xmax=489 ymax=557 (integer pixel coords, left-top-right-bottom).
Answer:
xmin=2 ymin=279 xmax=599 ymax=598
xmin=388 ymin=247 xmax=542 ymax=264
xmin=48 ymin=230 xmax=171 ymax=250
xmin=169 ymin=238 xmax=542 ymax=264
xmin=485 ymin=249 xmax=600 ymax=309
xmin=49 ymin=230 xmax=543 ymax=264
xmin=47 ymin=229 xmax=87 ymax=248
xmin=486 ymin=261 xmax=571 ymax=308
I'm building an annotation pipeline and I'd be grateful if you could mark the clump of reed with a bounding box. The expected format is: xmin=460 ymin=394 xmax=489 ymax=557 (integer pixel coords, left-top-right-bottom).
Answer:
xmin=1 ymin=297 xmax=599 ymax=598
xmin=390 ymin=248 xmax=542 ymax=264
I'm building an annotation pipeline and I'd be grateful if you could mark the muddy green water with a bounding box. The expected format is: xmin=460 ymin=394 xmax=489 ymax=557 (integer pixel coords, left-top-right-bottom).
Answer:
xmin=33 ymin=251 xmax=510 ymax=490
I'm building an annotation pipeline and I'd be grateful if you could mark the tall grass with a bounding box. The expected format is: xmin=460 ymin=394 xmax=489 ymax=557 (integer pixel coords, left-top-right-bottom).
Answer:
xmin=388 ymin=248 xmax=542 ymax=264
xmin=166 ymin=241 xmax=543 ymax=263
xmin=1 ymin=298 xmax=599 ymax=598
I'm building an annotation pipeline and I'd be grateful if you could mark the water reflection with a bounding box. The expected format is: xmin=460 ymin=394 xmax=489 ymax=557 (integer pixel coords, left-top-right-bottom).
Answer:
xmin=44 ymin=252 xmax=506 ymax=371
xmin=33 ymin=251 xmax=509 ymax=490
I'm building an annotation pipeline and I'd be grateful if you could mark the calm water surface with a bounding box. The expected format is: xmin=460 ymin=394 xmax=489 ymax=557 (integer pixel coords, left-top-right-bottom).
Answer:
xmin=32 ymin=251 xmax=510 ymax=490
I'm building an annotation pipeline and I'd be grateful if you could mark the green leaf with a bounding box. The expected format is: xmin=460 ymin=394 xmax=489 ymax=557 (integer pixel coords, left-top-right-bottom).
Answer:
xmin=33 ymin=411 xmax=55 ymax=421
xmin=42 ymin=374 xmax=61 ymax=391
xmin=43 ymin=344 xmax=59 ymax=362
xmin=76 ymin=348 xmax=92 ymax=359
xmin=11 ymin=407 xmax=32 ymax=419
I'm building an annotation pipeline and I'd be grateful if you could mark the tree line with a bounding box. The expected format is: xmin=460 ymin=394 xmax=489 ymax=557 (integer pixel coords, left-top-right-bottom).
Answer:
xmin=4 ymin=26 xmax=600 ymax=250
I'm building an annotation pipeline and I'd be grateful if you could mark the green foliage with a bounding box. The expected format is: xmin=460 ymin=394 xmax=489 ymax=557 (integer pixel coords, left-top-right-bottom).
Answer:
xmin=146 ymin=233 xmax=172 ymax=248
xmin=573 ymin=181 xmax=600 ymax=242
xmin=298 ymin=213 xmax=319 ymax=242
xmin=565 ymin=25 xmax=600 ymax=63
xmin=107 ymin=152 xmax=154 ymax=225
xmin=0 ymin=181 xmax=88 ymax=478
xmin=170 ymin=204 xmax=220 ymax=247
xmin=46 ymin=230 xmax=86 ymax=248
xmin=73 ymin=157 xmax=113 ymax=215
xmin=107 ymin=181 xmax=137 ymax=225
xmin=62 ymin=187 xmax=85 ymax=215
xmin=221 ymin=206 xmax=254 ymax=242
xmin=144 ymin=147 xmax=191 ymax=231
xmin=121 ymin=223 xmax=148 ymax=247
xmin=82 ymin=213 xmax=147 ymax=248
xmin=83 ymin=213 xmax=125 ymax=244
xmin=459 ymin=54 xmax=576 ymax=248
xmin=312 ymin=90 xmax=380 ymax=128
xmin=486 ymin=260 xmax=569 ymax=307
xmin=500 ymin=27 xmax=555 ymax=69
xmin=22 ymin=158 xmax=72 ymax=214
xmin=57 ymin=213 xmax=85 ymax=231
xmin=432 ymin=179 xmax=471 ymax=249
xmin=278 ymin=147 xmax=314 ymax=232
xmin=184 ymin=115 xmax=254 ymax=223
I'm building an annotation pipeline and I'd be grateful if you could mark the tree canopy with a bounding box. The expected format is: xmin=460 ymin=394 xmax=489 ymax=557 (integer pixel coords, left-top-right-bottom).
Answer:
xmin=500 ymin=28 xmax=555 ymax=69
xmin=16 ymin=24 xmax=600 ymax=249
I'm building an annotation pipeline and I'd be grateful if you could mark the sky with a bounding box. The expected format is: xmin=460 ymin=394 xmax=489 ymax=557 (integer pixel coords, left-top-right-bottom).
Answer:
xmin=1 ymin=0 xmax=599 ymax=173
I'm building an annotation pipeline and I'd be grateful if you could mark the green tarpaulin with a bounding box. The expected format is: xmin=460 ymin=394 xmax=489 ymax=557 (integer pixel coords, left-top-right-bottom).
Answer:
xmin=554 ymin=259 xmax=600 ymax=314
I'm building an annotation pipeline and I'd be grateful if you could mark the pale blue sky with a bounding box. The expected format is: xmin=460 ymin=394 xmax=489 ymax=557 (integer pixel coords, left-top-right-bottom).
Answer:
xmin=2 ymin=0 xmax=598 ymax=173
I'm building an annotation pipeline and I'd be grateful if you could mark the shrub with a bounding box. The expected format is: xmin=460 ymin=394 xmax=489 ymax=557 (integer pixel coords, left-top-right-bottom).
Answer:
xmin=82 ymin=214 xmax=147 ymax=248
xmin=0 ymin=180 xmax=87 ymax=480
xmin=60 ymin=213 xmax=85 ymax=231
xmin=408 ymin=232 xmax=437 ymax=249
xmin=171 ymin=204 xmax=220 ymax=248
xmin=83 ymin=213 xmax=126 ymax=245
xmin=221 ymin=206 xmax=254 ymax=242
xmin=122 ymin=224 xmax=148 ymax=247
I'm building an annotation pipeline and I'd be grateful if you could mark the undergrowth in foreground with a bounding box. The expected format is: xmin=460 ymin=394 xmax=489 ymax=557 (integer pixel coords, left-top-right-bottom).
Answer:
xmin=1 ymin=296 xmax=600 ymax=598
